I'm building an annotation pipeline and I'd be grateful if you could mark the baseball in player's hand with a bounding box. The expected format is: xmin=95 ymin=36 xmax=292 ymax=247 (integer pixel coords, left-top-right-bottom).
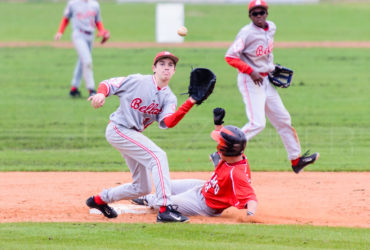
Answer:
xmin=88 ymin=93 xmax=105 ymax=109
xmin=54 ymin=32 xmax=62 ymax=41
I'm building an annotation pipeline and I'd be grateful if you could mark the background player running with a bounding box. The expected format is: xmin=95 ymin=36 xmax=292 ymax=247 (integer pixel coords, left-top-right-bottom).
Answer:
xmin=133 ymin=108 xmax=258 ymax=219
xmin=86 ymin=51 xmax=201 ymax=223
xmin=225 ymin=0 xmax=319 ymax=173
xmin=55 ymin=0 xmax=110 ymax=97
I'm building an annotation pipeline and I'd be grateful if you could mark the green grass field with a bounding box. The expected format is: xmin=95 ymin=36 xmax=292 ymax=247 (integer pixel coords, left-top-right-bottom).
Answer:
xmin=1 ymin=47 xmax=368 ymax=171
xmin=0 ymin=1 xmax=369 ymax=249
xmin=1 ymin=2 xmax=370 ymax=42
xmin=0 ymin=223 xmax=369 ymax=249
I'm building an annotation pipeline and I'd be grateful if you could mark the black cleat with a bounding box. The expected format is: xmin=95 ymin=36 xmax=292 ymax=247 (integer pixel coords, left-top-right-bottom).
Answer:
xmin=88 ymin=89 xmax=96 ymax=97
xmin=292 ymin=151 xmax=320 ymax=174
xmin=209 ymin=151 xmax=221 ymax=167
xmin=86 ymin=196 xmax=117 ymax=218
xmin=157 ymin=205 xmax=189 ymax=223
xmin=70 ymin=88 xmax=81 ymax=97
xmin=131 ymin=196 xmax=149 ymax=206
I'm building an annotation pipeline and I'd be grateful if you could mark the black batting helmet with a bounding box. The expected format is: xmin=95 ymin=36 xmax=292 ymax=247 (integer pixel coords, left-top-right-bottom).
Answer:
xmin=211 ymin=125 xmax=247 ymax=156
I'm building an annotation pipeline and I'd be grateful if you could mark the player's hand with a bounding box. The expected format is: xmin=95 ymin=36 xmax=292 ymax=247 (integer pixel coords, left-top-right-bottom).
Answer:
xmin=246 ymin=200 xmax=257 ymax=216
xmin=54 ymin=32 xmax=62 ymax=41
xmin=88 ymin=93 xmax=105 ymax=109
xmin=250 ymin=71 xmax=263 ymax=86
xmin=189 ymin=97 xmax=197 ymax=104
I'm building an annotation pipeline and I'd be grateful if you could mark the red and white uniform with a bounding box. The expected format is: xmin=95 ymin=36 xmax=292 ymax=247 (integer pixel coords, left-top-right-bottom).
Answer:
xmin=145 ymin=155 xmax=257 ymax=216
xmin=202 ymin=156 xmax=256 ymax=211
xmin=225 ymin=20 xmax=301 ymax=160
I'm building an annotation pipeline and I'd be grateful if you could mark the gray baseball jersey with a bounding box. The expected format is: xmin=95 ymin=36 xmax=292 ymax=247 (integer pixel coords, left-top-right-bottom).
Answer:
xmin=101 ymin=74 xmax=177 ymax=132
xmin=64 ymin=0 xmax=101 ymax=33
xmin=226 ymin=20 xmax=276 ymax=74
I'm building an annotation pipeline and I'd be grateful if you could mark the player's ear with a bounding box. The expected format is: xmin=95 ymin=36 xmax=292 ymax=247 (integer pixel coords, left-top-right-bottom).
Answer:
xmin=152 ymin=65 xmax=156 ymax=74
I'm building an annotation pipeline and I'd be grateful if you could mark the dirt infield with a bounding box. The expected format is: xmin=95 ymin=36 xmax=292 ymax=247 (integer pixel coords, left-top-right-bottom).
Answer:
xmin=1 ymin=172 xmax=369 ymax=228
xmin=1 ymin=41 xmax=370 ymax=49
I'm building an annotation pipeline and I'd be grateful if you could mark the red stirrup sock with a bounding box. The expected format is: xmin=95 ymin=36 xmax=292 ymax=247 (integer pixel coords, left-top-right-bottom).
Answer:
xmin=94 ymin=195 xmax=106 ymax=205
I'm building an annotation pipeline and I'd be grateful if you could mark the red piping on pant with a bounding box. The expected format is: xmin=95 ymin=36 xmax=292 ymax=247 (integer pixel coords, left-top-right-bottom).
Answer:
xmin=113 ymin=125 xmax=167 ymax=206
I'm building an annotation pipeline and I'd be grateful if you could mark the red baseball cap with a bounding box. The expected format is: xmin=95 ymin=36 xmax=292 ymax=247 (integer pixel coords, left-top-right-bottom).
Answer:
xmin=248 ymin=0 xmax=268 ymax=13
xmin=153 ymin=51 xmax=179 ymax=66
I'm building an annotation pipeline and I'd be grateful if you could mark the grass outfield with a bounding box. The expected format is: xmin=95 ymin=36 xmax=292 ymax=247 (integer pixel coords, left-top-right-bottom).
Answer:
xmin=1 ymin=2 xmax=370 ymax=42
xmin=0 ymin=223 xmax=369 ymax=249
xmin=0 ymin=47 xmax=369 ymax=171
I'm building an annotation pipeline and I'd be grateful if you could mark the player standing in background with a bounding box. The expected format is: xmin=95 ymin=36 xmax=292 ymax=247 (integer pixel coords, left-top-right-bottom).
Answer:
xmin=54 ymin=0 xmax=110 ymax=97
xmin=85 ymin=51 xmax=199 ymax=223
xmin=132 ymin=108 xmax=258 ymax=219
xmin=225 ymin=0 xmax=319 ymax=173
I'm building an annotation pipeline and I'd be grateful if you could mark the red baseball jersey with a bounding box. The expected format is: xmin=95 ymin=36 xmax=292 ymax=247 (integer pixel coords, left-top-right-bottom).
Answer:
xmin=202 ymin=155 xmax=257 ymax=210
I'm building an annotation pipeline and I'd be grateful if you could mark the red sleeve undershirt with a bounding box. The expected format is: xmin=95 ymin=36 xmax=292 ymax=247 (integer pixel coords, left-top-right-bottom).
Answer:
xmin=97 ymin=83 xmax=194 ymax=129
xmin=96 ymin=21 xmax=105 ymax=34
xmin=163 ymin=98 xmax=194 ymax=128
xmin=225 ymin=57 xmax=254 ymax=75
xmin=57 ymin=17 xmax=69 ymax=34
xmin=97 ymin=83 xmax=109 ymax=96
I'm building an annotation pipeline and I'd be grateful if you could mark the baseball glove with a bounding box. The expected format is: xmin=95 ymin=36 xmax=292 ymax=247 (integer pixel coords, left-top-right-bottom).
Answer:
xmin=99 ymin=30 xmax=110 ymax=44
xmin=268 ymin=64 xmax=293 ymax=88
xmin=187 ymin=68 xmax=216 ymax=105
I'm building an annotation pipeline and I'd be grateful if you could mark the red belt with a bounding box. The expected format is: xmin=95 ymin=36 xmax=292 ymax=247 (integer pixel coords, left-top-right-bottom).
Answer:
xmin=260 ymin=72 xmax=268 ymax=77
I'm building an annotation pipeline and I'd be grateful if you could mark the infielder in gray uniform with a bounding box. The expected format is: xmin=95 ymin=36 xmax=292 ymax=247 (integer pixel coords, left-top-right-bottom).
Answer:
xmin=225 ymin=0 xmax=319 ymax=173
xmin=55 ymin=0 xmax=110 ymax=97
xmin=86 ymin=51 xmax=199 ymax=223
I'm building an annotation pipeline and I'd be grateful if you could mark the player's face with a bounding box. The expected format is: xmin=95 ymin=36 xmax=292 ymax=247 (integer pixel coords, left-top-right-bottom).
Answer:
xmin=153 ymin=58 xmax=176 ymax=82
xmin=249 ymin=7 xmax=268 ymax=28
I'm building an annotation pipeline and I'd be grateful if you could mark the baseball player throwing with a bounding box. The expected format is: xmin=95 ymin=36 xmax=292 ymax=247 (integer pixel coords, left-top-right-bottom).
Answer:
xmin=132 ymin=108 xmax=258 ymax=218
xmin=55 ymin=0 xmax=110 ymax=97
xmin=85 ymin=51 xmax=207 ymax=223
xmin=225 ymin=0 xmax=319 ymax=173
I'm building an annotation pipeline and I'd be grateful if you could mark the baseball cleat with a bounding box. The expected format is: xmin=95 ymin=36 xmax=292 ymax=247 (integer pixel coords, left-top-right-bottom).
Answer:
xmin=131 ymin=196 xmax=149 ymax=206
xmin=70 ymin=88 xmax=81 ymax=98
xmin=292 ymin=151 xmax=320 ymax=174
xmin=86 ymin=196 xmax=118 ymax=218
xmin=88 ymin=89 xmax=96 ymax=97
xmin=156 ymin=205 xmax=189 ymax=223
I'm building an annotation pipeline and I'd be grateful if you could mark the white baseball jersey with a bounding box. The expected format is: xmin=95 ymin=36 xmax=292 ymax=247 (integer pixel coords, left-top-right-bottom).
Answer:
xmin=100 ymin=74 xmax=177 ymax=131
xmin=64 ymin=0 xmax=101 ymax=33
xmin=226 ymin=21 xmax=276 ymax=73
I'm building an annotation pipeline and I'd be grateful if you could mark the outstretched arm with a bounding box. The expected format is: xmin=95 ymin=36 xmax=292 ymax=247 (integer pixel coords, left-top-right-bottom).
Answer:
xmin=163 ymin=97 xmax=196 ymax=128
xmin=87 ymin=82 xmax=109 ymax=109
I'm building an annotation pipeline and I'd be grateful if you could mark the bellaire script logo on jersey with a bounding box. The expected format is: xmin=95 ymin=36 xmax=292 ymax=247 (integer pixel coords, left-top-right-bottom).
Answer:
xmin=76 ymin=11 xmax=97 ymax=20
xmin=131 ymin=98 xmax=162 ymax=115
xmin=255 ymin=41 xmax=273 ymax=56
